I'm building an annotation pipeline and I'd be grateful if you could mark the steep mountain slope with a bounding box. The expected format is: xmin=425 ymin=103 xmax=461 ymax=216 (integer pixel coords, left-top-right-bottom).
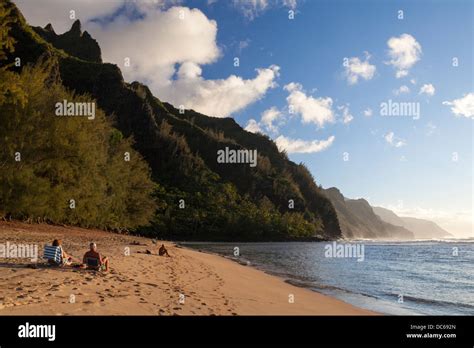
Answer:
xmin=322 ymin=188 xmax=414 ymax=239
xmin=373 ymin=207 xmax=452 ymax=239
xmin=370 ymin=206 xmax=405 ymax=226
xmin=3 ymin=1 xmax=341 ymax=240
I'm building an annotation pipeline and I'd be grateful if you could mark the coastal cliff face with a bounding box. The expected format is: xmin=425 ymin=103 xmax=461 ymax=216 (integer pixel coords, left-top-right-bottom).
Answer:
xmin=372 ymin=207 xmax=453 ymax=239
xmin=322 ymin=188 xmax=414 ymax=239
xmin=2 ymin=1 xmax=342 ymax=241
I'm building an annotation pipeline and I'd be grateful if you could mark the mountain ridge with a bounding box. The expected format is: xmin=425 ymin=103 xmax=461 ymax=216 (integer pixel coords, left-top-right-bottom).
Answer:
xmin=322 ymin=187 xmax=415 ymax=239
xmin=372 ymin=206 xmax=453 ymax=239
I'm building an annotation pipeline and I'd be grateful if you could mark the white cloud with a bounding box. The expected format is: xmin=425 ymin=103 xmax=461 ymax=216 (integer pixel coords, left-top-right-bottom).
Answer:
xmin=232 ymin=0 xmax=269 ymax=19
xmin=232 ymin=0 xmax=299 ymax=19
xmin=243 ymin=107 xmax=284 ymax=134
xmin=245 ymin=119 xmax=262 ymax=133
xmin=338 ymin=105 xmax=354 ymax=124
xmin=343 ymin=52 xmax=376 ymax=85
xmin=386 ymin=34 xmax=422 ymax=78
xmin=88 ymin=6 xmax=220 ymax=85
xmin=384 ymin=131 xmax=406 ymax=147
xmin=442 ymin=93 xmax=474 ymax=118
xmin=238 ymin=39 xmax=251 ymax=53
xmin=284 ymin=83 xmax=335 ymax=128
xmin=393 ymin=85 xmax=410 ymax=95
xmin=363 ymin=108 xmax=373 ymax=117
xmin=161 ymin=64 xmax=280 ymax=117
xmin=275 ymin=135 xmax=335 ymax=154
xmin=419 ymin=83 xmax=435 ymax=96
xmin=261 ymin=107 xmax=283 ymax=133
xmin=282 ymin=0 xmax=298 ymax=9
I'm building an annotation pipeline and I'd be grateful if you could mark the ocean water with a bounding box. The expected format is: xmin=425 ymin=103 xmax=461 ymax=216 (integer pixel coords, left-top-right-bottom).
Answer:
xmin=182 ymin=239 xmax=474 ymax=315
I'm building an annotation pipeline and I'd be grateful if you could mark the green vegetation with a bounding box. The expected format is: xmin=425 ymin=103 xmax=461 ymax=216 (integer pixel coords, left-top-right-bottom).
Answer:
xmin=0 ymin=2 xmax=156 ymax=229
xmin=0 ymin=58 xmax=157 ymax=229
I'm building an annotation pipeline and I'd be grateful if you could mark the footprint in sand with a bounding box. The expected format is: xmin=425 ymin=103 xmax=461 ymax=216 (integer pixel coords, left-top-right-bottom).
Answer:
xmin=145 ymin=283 xmax=158 ymax=288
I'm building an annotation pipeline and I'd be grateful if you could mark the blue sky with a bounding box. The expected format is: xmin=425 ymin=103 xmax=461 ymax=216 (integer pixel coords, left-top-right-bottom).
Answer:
xmin=15 ymin=0 xmax=473 ymax=236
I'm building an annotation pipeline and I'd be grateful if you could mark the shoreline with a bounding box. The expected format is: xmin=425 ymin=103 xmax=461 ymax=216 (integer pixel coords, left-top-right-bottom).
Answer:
xmin=0 ymin=221 xmax=377 ymax=315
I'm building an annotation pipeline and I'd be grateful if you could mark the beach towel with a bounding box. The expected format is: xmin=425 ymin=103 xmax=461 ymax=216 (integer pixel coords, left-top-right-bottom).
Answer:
xmin=43 ymin=245 xmax=62 ymax=265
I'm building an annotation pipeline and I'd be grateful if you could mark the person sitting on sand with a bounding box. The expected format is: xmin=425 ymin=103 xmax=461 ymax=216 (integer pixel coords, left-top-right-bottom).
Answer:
xmin=51 ymin=239 xmax=73 ymax=266
xmin=82 ymin=242 xmax=109 ymax=271
xmin=159 ymin=244 xmax=170 ymax=257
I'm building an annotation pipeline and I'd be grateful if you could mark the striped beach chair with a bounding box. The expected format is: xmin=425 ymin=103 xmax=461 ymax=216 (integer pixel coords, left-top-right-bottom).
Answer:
xmin=43 ymin=245 xmax=62 ymax=265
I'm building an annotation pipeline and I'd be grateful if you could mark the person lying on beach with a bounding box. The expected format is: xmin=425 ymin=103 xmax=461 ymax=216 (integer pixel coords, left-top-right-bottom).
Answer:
xmin=50 ymin=239 xmax=73 ymax=266
xmin=82 ymin=242 xmax=109 ymax=271
xmin=159 ymin=244 xmax=170 ymax=257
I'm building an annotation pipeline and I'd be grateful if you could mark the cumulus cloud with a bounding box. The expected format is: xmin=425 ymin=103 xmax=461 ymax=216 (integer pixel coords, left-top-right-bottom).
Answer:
xmin=243 ymin=107 xmax=282 ymax=133
xmin=384 ymin=131 xmax=406 ymax=147
xmin=245 ymin=119 xmax=263 ymax=133
xmin=87 ymin=6 xmax=220 ymax=85
xmin=161 ymin=64 xmax=280 ymax=117
xmin=244 ymin=107 xmax=284 ymax=134
xmin=284 ymin=83 xmax=335 ymax=128
xmin=442 ymin=93 xmax=474 ymax=118
xmin=275 ymin=135 xmax=335 ymax=154
xmin=261 ymin=107 xmax=283 ymax=133
xmin=363 ymin=108 xmax=373 ymax=117
xmin=393 ymin=85 xmax=410 ymax=95
xmin=419 ymin=83 xmax=435 ymax=96
xmin=386 ymin=34 xmax=422 ymax=78
xmin=343 ymin=52 xmax=376 ymax=85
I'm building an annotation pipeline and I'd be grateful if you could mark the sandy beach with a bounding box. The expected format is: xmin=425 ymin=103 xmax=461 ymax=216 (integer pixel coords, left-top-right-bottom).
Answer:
xmin=0 ymin=221 xmax=375 ymax=315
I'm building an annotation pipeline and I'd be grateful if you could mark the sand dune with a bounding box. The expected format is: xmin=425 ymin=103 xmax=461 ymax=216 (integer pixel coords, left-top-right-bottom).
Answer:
xmin=0 ymin=221 xmax=375 ymax=315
